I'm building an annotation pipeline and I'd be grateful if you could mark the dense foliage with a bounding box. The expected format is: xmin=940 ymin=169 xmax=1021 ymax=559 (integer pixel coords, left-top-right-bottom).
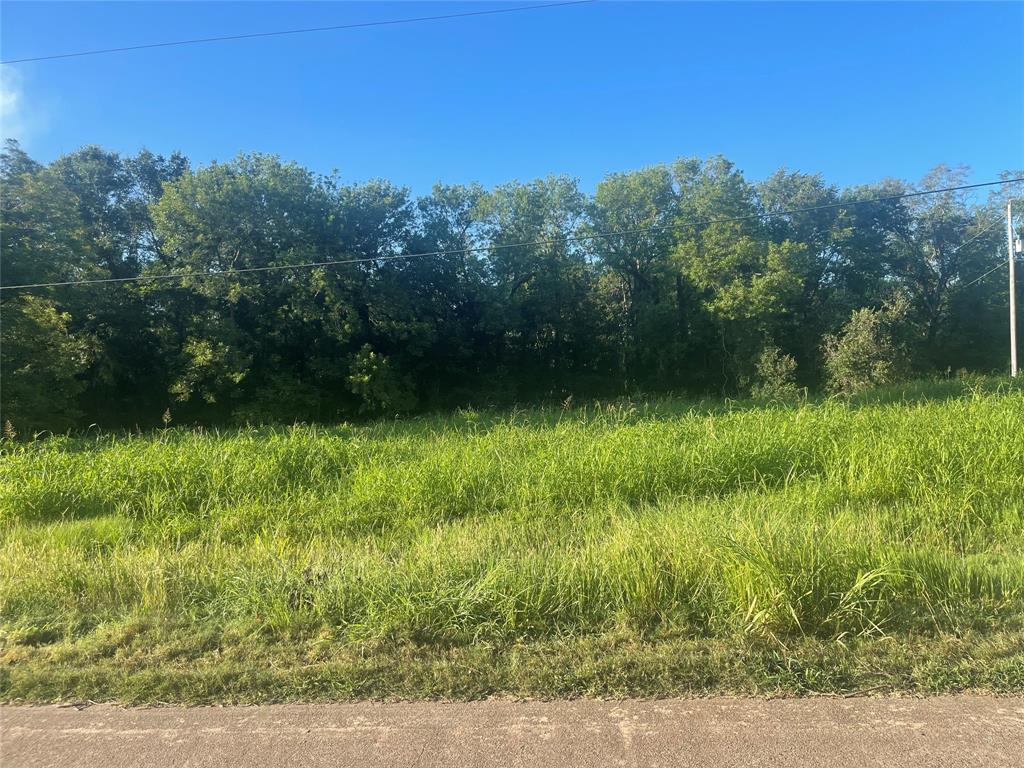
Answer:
xmin=1 ymin=139 xmax=1020 ymax=430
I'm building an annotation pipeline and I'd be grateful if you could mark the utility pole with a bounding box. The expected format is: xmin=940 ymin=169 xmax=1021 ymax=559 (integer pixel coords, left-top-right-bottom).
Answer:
xmin=1010 ymin=200 xmax=1018 ymax=378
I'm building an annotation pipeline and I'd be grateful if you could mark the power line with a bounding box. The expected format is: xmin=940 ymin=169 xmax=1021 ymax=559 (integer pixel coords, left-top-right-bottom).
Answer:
xmin=937 ymin=211 xmax=1018 ymax=289
xmin=2 ymin=177 xmax=1021 ymax=292
xmin=960 ymin=259 xmax=1007 ymax=290
xmin=947 ymin=216 xmax=1003 ymax=256
xmin=0 ymin=1 xmax=594 ymax=65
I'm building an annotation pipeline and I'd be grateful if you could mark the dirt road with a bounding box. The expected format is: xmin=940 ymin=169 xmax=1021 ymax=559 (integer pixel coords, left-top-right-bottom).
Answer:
xmin=3 ymin=697 xmax=1022 ymax=767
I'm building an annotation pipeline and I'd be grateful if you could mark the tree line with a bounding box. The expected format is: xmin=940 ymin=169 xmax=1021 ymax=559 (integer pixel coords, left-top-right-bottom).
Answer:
xmin=1 ymin=139 xmax=1020 ymax=431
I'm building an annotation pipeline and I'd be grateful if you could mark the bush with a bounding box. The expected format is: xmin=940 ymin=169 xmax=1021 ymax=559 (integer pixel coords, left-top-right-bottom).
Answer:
xmin=347 ymin=345 xmax=417 ymax=414
xmin=750 ymin=344 xmax=800 ymax=400
xmin=0 ymin=295 xmax=91 ymax=433
xmin=824 ymin=295 xmax=912 ymax=395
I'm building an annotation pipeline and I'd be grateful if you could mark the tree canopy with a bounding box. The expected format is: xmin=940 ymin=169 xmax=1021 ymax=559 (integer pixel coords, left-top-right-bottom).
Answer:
xmin=1 ymin=139 xmax=1021 ymax=430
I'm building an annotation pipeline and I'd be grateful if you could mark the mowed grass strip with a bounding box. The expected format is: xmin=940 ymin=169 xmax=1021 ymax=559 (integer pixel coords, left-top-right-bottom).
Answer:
xmin=2 ymin=383 xmax=1023 ymax=701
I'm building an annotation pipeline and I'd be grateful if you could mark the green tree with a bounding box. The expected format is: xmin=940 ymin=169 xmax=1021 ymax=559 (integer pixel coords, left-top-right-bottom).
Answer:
xmin=151 ymin=155 xmax=420 ymax=421
xmin=47 ymin=146 xmax=187 ymax=424
xmin=673 ymin=157 xmax=806 ymax=391
xmin=0 ymin=141 xmax=95 ymax=431
xmin=480 ymin=176 xmax=605 ymax=399
xmin=885 ymin=167 xmax=1010 ymax=371
xmin=151 ymin=154 xmax=338 ymax=419
xmin=588 ymin=165 xmax=678 ymax=389
xmin=3 ymin=140 xmax=1021 ymax=428
xmin=0 ymin=295 xmax=92 ymax=432
xmin=757 ymin=169 xmax=843 ymax=382
xmin=404 ymin=183 xmax=496 ymax=405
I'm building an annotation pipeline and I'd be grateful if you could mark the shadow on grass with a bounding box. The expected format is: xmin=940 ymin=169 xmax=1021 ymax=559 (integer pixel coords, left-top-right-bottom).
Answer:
xmin=2 ymin=375 xmax=1020 ymax=445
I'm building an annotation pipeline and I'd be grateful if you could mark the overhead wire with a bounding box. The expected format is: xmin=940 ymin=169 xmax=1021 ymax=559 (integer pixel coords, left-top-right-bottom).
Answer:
xmin=0 ymin=1 xmax=595 ymax=65
xmin=947 ymin=215 xmax=1004 ymax=256
xmin=959 ymin=259 xmax=1007 ymax=290
xmin=954 ymin=203 xmax=1022 ymax=288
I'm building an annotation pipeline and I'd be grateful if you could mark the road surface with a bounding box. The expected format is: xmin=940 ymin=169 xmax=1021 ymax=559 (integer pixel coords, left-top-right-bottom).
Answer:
xmin=3 ymin=697 xmax=1022 ymax=767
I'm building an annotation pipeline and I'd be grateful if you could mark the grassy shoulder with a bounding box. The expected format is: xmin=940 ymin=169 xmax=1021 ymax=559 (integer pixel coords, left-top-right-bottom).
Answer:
xmin=2 ymin=378 xmax=1023 ymax=702
xmin=5 ymin=627 xmax=1024 ymax=704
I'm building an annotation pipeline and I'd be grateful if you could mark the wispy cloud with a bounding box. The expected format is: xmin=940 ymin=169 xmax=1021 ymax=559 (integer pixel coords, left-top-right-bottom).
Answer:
xmin=0 ymin=68 xmax=46 ymax=145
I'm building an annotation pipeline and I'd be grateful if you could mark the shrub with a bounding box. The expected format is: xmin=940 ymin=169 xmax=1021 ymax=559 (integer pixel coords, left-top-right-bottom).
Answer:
xmin=347 ymin=344 xmax=417 ymax=414
xmin=824 ymin=295 xmax=912 ymax=395
xmin=750 ymin=344 xmax=800 ymax=400
xmin=0 ymin=295 xmax=91 ymax=433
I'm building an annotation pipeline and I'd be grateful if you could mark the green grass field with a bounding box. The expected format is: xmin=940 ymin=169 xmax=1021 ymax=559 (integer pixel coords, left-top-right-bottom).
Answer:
xmin=2 ymin=379 xmax=1023 ymax=703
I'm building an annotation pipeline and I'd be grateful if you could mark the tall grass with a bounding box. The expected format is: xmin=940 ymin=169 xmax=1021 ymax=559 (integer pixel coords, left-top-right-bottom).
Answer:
xmin=2 ymin=379 xmax=1023 ymax=700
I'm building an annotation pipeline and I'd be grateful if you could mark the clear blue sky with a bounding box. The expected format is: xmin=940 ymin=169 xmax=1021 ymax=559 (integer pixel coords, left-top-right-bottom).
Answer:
xmin=1 ymin=1 xmax=1022 ymax=195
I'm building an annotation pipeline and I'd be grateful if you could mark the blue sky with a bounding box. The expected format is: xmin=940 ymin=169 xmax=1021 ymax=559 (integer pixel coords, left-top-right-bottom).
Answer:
xmin=1 ymin=1 xmax=1022 ymax=195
